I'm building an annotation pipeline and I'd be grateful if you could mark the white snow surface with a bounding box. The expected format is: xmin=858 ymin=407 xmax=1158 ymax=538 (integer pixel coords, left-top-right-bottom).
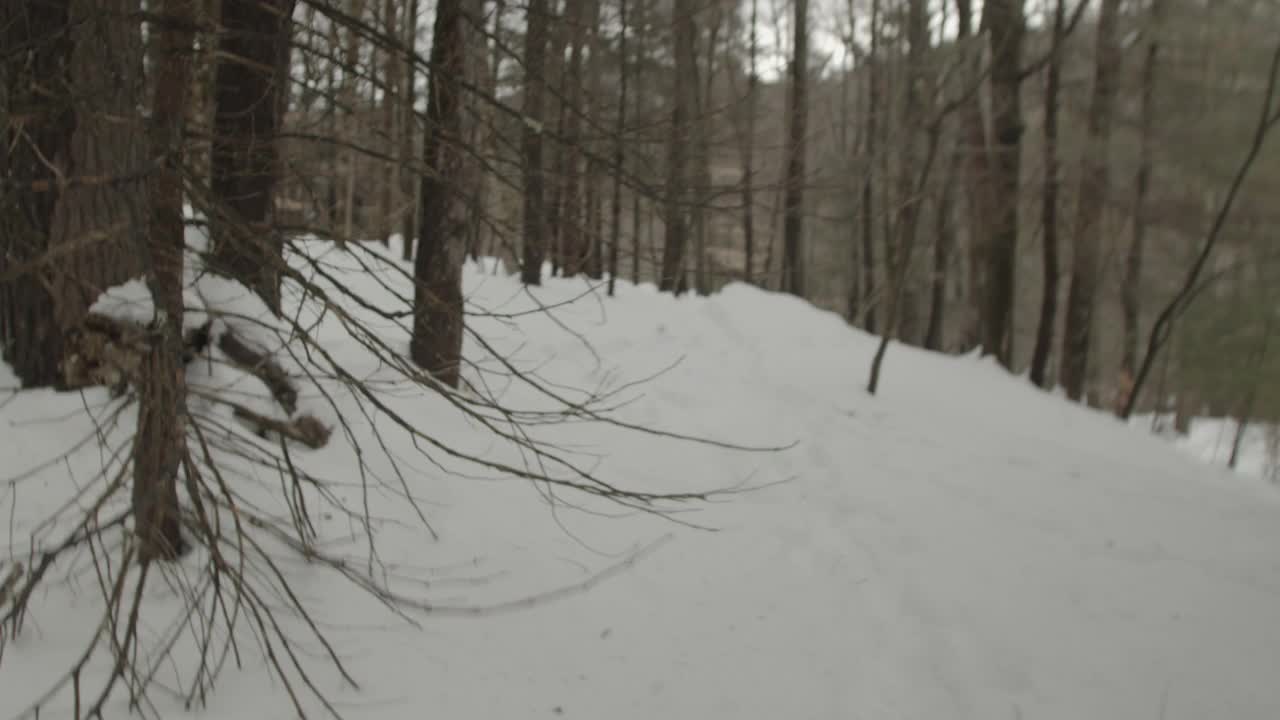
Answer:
xmin=4 ymin=238 xmax=1280 ymax=719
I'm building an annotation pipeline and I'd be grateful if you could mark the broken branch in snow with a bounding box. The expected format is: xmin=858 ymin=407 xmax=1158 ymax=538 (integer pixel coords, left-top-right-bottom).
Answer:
xmin=232 ymin=404 xmax=332 ymax=450
xmin=217 ymin=329 xmax=299 ymax=415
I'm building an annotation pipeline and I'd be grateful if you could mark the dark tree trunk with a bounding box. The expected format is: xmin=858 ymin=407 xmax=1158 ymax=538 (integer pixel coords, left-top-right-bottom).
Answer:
xmin=780 ymin=0 xmax=808 ymax=298
xmin=410 ymin=0 xmax=469 ymax=388
xmin=1029 ymin=0 xmax=1066 ymax=388
xmin=1061 ymin=0 xmax=1122 ymax=401
xmin=980 ymin=0 xmax=1024 ymax=368
xmin=209 ymin=0 xmax=296 ymax=314
xmin=401 ymin=0 xmax=420 ymax=261
xmin=0 ymin=0 xmax=146 ymax=388
xmin=1123 ymin=0 xmax=1162 ymax=384
xmin=659 ymin=0 xmax=697 ymax=293
xmin=379 ymin=0 xmax=400 ymax=246
xmin=608 ymin=0 xmax=629 ymax=296
xmin=924 ymin=156 xmax=960 ymax=352
xmin=135 ymin=0 xmax=197 ymax=562
xmin=520 ymin=0 xmax=549 ymax=283
xmin=741 ymin=0 xmax=759 ymax=284
xmin=859 ymin=0 xmax=882 ymax=333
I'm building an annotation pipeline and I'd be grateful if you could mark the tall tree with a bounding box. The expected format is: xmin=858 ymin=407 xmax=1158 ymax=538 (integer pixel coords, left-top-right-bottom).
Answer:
xmin=740 ymin=0 xmax=760 ymax=284
xmin=1121 ymin=0 xmax=1164 ymax=391
xmin=1029 ymin=0 xmax=1069 ymax=388
xmin=979 ymin=0 xmax=1025 ymax=367
xmin=780 ymin=0 xmax=809 ymax=297
xmin=401 ymin=0 xmax=420 ymax=261
xmin=135 ymin=0 xmax=199 ymax=562
xmin=859 ymin=0 xmax=883 ymax=332
xmin=1060 ymin=0 xmax=1122 ymax=400
xmin=520 ymin=0 xmax=550 ymax=284
xmin=608 ymin=0 xmax=630 ymax=296
xmin=209 ymin=0 xmax=297 ymax=314
xmin=379 ymin=0 xmax=401 ymax=246
xmin=659 ymin=0 xmax=698 ymax=293
xmin=0 ymin=0 xmax=145 ymax=387
xmin=410 ymin=0 xmax=469 ymax=388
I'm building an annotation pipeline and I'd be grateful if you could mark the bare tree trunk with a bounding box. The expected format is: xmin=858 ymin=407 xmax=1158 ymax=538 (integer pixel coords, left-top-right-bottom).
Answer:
xmin=608 ymin=0 xmax=630 ymax=296
xmin=1122 ymin=0 xmax=1163 ymax=386
xmin=1061 ymin=0 xmax=1121 ymax=401
xmin=693 ymin=6 xmax=721 ymax=296
xmin=0 ymin=0 xmax=147 ymax=388
xmin=410 ymin=0 xmax=469 ymax=388
xmin=1029 ymin=0 xmax=1067 ymax=388
xmin=379 ymin=0 xmax=400 ymax=246
xmin=741 ymin=0 xmax=759 ymax=284
xmin=858 ymin=0 xmax=882 ymax=333
xmin=924 ymin=155 xmax=960 ymax=352
xmin=544 ymin=5 xmax=574 ymax=276
xmin=584 ymin=0 xmax=607 ymax=280
xmin=659 ymin=0 xmax=697 ymax=293
xmin=979 ymin=0 xmax=1024 ymax=367
xmin=520 ymin=0 xmax=550 ymax=283
xmin=401 ymin=0 xmax=420 ymax=261
xmin=780 ymin=0 xmax=808 ymax=298
xmin=135 ymin=0 xmax=197 ymax=562
xmin=209 ymin=0 xmax=296 ymax=314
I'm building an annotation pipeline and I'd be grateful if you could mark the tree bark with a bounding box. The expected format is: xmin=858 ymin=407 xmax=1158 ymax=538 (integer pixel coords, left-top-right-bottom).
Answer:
xmin=780 ymin=0 xmax=809 ymax=298
xmin=741 ymin=0 xmax=759 ymax=284
xmin=1061 ymin=0 xmax=1121 ymax=401
xmin=0 ymin=0 xmax=147 ymax=388
xmin=401 ymin=0 xmax=420 ymax=261
xmin=608 ymin=0 xmax=629 ymax=296
xmin=520 ymin=0 xmax=549 ymax=283
xmin=659 ymin=0 xmax=697 ymax=293
xmin=410 ymin=0 xmax=469 ymax=388
xmin=1122 ymin=0 xmax=1163 ymax=385
xmin=979 ymin=0 xmax=1024 ymax=368
xmin=209 ymin=0 xmax=296 ymax=314
xmin=134 ymin=0 xmax=198 ymax=562
xmin=1029 ymin=0 xmax=1067 ymax=388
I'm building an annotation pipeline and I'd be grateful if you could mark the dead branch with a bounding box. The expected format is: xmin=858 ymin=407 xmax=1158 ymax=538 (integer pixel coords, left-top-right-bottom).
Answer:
xmin=217 ymin=329 xmax=299 ymax=415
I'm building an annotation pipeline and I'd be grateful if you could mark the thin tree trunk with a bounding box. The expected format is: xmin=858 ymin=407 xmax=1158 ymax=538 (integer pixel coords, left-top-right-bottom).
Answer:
xmin=608 ymin=0 xmax=629 ymax=296
xmin=979 ymin=0 xmax=1024 ymax=367
xmin=410 ymin=0 xmax=469 ymax=388
xmin=780 ymin=0 xmax=808 ymax=297
xmin=859 ymin=0 xmax=881 ymax=333
xmin=924 ymin=155 xmax=960 ymax=352
xmin=741 ymin=0 xmax=759 ymax=284
xmin=210 ymin=0 xmax=296 ymax=314
xmin=1029 ymin=0 xmax=1067 ymax=388
xmin=379 ymin=0 xmax=400 ymax=246
xmin=1122 ymin=0 xmax=1162 ymax=385
xmin=520 ymin=0 xmax=550 ymax=283
xmin=401 ymin=0 xmax=420 ymax=261
xmin=135 ymin=0 xmax=197 ymax=562
xmin=584 ymin=0 xmax=607 ymax=280
xmin=659 ymin=0 xmax=697 ymax=293
xmin=1060 ymin=0 xmax=1121 ymax=400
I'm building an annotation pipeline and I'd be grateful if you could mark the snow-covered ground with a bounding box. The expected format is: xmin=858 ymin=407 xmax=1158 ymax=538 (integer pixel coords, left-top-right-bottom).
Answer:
xmin=4 ymin=239 xmax=1280 ymax=719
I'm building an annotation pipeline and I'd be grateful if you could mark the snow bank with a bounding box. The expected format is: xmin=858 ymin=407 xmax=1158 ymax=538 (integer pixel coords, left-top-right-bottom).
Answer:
xmin=3 ymin=238 xmax=1280 ymax=720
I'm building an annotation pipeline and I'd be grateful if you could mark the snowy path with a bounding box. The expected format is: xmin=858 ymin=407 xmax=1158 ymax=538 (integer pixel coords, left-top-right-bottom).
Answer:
xmin=4 ymin=257 xmax=1280 ymax=719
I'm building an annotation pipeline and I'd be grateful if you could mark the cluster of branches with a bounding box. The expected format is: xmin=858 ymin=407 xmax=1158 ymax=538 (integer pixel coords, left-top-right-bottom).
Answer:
xmin=0 ymin=0 xmax=792 ymax=717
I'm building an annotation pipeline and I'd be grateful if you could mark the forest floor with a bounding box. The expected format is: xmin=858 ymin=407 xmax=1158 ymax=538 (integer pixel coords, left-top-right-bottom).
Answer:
xmin=3 ymin=237 xmax=1280 ymax=719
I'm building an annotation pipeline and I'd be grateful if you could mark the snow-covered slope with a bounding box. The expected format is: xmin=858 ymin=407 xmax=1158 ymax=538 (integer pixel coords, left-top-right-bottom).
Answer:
xmin=4 ymin=240 xmax=1280 ymax=720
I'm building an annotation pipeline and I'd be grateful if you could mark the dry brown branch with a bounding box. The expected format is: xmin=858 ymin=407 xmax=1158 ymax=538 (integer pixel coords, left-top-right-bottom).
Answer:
xmin=217 ymin=329 xmax=299 ymax=415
